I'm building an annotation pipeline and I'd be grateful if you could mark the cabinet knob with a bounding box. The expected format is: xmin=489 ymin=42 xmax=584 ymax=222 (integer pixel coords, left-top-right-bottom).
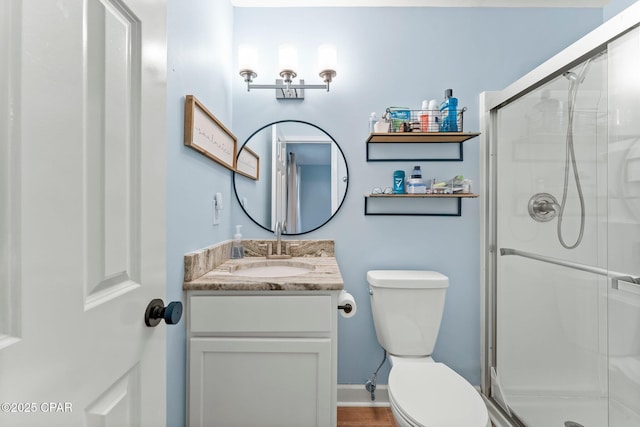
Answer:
xmin=145 ymin=299 xmax=183 ymax=327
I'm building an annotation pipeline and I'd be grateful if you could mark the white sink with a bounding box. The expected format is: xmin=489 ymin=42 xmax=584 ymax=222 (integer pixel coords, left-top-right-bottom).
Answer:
xmin=230 ymin=260 xmax=314 ymax=278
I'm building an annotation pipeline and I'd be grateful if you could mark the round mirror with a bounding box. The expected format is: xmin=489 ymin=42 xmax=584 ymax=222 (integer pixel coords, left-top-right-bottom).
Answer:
xmin=233 ymin=120 xmax=348 ymax=235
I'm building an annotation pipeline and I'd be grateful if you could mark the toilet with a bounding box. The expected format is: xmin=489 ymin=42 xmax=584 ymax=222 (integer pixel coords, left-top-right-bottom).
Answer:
xmin=367 ymin=270 xmax=490 ymax=427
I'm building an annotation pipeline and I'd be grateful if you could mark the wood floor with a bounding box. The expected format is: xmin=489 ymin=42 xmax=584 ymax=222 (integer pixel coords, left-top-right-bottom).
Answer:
xmin=337 ymin=407 xmax=399 ymax=427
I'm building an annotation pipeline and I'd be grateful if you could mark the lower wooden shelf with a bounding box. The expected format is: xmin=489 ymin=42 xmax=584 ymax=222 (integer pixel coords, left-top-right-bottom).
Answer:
xmin=364 ymin=193 xmax=479 ymax=216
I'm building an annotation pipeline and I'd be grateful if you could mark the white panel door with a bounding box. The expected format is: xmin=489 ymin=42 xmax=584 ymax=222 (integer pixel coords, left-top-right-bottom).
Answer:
xmin=0 ymin=0 xmax=167 ymax=426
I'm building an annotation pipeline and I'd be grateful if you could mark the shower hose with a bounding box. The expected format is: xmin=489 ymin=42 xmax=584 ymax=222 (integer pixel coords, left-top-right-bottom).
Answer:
xmin=558 ymin=59 xmax=591 ymax=249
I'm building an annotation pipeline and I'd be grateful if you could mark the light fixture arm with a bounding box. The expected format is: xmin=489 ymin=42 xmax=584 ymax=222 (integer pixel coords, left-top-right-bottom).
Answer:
xmin=246 ymin=82 xmax=330 ymax=91
xmin=237 ymin=42 xmax=337 ymax=98
xmin=239 ymin=69 xmax=258 ymax=92
xmin=239 ymin=69 xmax=332 ymax=92
xmin=279 ymin=69 xmax=297 ymax=85
xmin=319 ymin=69 xmax=336 ymax=92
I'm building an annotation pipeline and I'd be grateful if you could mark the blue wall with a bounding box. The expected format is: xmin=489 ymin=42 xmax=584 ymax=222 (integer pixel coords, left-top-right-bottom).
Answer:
xmin=163 ymin=2 xmax=639 ymax=426
xmin=166 ymin=1 xmax=234 ymax=426
xmin=300 ymin=164 xmax=332 ymax=232
xmin=605 ymin=0 xmax=638 ymax=20
xmin=230 ymin=7 xmax=602 ymax=389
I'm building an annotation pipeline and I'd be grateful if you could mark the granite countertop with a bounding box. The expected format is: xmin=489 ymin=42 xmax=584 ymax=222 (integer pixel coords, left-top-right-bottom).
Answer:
xmin=183 ymin=256 xmax=344 ymax=291
xmin=182 ymin=239 xmax=344 ymax=291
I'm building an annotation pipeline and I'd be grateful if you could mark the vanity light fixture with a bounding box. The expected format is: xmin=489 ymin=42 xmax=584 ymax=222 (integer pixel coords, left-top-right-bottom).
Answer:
xmin=238 ymin=44 xmax=337 ymax=99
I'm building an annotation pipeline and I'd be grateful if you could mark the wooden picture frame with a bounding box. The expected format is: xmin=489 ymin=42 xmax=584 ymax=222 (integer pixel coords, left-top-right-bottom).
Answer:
xmin=235 ymin=146 xmax=260 ymax=180
xmin=184 ymin=95 xmax=237 ymax=171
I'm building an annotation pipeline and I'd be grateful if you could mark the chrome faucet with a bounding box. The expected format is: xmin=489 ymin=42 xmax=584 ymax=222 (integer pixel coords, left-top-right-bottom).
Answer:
xmin=266 ymin=220 xmax=291 ymax=259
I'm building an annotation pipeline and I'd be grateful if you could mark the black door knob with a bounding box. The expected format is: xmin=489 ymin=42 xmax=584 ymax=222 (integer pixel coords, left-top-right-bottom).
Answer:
xmin=145 ymin=299 xmax=183 ymax=327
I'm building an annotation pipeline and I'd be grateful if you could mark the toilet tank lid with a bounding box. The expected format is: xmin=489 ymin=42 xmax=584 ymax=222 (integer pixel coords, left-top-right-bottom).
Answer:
xmin=367 ymin=270 xmax=449 ymax=289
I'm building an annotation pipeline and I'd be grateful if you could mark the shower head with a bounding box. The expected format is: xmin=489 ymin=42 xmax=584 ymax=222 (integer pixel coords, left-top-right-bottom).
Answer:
xmin=563 ymin=70 xmax=588 ymax=85
xmin=564 ymin=57 xmax=594 ymax=84
xmin=563 ymin=49 xmax=605 ymax=84
xmin=563 ymin=71 xmax=579 ymax=82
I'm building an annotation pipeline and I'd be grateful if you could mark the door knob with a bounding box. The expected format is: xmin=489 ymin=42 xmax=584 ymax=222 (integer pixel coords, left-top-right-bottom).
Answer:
xmin=145 ymin=299 xmax=183 ymax=327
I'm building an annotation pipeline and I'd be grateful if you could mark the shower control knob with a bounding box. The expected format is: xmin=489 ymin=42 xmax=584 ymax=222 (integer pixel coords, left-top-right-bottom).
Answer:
xmin=528 ymin=193 xmax=560 ymax=222
xmin=144 ymin=299 xmax=183 ymax=327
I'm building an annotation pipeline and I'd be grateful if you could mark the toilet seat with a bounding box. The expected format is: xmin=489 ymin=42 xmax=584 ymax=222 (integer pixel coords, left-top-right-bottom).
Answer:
xmin=388 ymin=362 xmax=489 ymax=427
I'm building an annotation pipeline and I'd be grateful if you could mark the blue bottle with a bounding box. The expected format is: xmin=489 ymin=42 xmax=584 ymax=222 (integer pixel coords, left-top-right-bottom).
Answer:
xmin=393 ymin=170 xmax=405 ymax=194
xmin=439 ymin=89 xmax=458 ymax=132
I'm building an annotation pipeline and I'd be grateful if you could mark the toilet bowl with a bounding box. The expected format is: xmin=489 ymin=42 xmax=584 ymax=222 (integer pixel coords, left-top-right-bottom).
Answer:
xmin=367 ymin=270 xmax=490 ymax=427
xmin=387 ymin=357 xmax=489 ymax=427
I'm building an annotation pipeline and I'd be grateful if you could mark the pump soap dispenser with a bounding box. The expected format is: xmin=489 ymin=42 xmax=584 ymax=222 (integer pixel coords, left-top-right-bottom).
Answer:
xmin=231 ymin=225 xmax=244 ymax=259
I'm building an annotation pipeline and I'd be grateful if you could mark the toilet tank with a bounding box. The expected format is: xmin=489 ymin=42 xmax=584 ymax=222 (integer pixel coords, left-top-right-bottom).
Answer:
xmin=367 ymin=270 xmax=449 ymax=357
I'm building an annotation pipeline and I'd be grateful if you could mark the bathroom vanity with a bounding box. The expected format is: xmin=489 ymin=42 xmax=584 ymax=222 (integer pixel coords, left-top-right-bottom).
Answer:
xmin=183 ymin=240 xmax=344 ymax=427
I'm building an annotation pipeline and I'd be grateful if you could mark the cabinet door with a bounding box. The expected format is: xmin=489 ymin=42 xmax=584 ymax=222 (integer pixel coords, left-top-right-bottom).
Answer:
xmin=189 ymin=337 xmax=332 ymax=427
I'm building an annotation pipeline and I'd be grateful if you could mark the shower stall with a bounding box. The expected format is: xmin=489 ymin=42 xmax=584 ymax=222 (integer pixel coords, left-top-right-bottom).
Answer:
xmin=481 ymin=4 xmax=640 ymax=427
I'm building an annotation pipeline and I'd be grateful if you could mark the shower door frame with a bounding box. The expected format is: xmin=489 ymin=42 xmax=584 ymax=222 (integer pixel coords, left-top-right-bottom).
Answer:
xmin=480 ymin=2 xmax=640 ymax=425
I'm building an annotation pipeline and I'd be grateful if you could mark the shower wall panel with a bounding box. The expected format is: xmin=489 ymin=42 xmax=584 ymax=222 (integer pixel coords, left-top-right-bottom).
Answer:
xmin=607 ymin=27 xmax=640 ymax=426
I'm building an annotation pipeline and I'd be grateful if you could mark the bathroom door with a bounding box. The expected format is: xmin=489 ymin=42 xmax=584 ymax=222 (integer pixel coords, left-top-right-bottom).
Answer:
xmin=271 ymin=125 xmax=287 ymax=231
xmin=0 ymin=0 xmax=167 ymax=426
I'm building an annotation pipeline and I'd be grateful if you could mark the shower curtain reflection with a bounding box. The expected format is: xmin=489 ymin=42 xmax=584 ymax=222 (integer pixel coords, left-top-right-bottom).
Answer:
xmin=287 ymin=152 xmax=300 ymax=234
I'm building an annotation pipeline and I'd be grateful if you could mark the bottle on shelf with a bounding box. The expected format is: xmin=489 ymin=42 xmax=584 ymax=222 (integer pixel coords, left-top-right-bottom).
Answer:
xmin=369 ymin=112 xmax=378 ymax=133
xmin=428 ymin=99 xmax=439 ymax=132
xmin=406 ymin=165 xmax=427 ymax=194
xmin=393 ymin=170 xmax=405 ymax=194
xmin=439 ymin=89 xmax=459 ymax=132
xmin=419 ymin=100 xmax=429 ymax=132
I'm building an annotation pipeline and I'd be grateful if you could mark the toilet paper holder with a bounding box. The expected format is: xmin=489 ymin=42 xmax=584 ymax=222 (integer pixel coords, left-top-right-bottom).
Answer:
xmin=338 ymin=303 xmax=353 ymax=314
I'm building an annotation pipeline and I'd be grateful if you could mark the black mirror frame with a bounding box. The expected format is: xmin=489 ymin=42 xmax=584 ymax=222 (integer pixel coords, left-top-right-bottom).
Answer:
xmin=233 ymin=120 xmax=349 ymax=235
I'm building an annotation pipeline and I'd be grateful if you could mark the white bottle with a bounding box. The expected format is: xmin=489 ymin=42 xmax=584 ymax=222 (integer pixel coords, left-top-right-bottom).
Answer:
xmin=419 ymin=100 xmax=429 ymax=132
xmin=231 ymin=225 xmax=244 ymax=259
xmin=369 ymin=112 xmax=378 ymax=133
xmin=406 ymin=165 xmax=427 ymax=194
xmin=427 ymin=99 xmax=439 ymax=132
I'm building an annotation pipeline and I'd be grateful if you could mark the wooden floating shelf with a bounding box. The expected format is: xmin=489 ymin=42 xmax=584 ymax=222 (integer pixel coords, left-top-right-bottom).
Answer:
xmin=366 ymin=193 xmax=479 ymax=198
xmin=366 ymin=132 xmax=481 ymax=144
xmin=366 ymin=132 xmax=481 ymax=161
xmin=363 ymin=193 xmax=479 ymax=216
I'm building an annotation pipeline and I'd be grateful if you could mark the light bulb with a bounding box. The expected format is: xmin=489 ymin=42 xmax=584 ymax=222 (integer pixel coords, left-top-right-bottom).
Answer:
xmin=317 ymin=44 xmax=337 ymax=72
xmin=238 ymin=44 xmax=258 ymax=73
xmin=278 ymin=44 xmax=298 ymax=73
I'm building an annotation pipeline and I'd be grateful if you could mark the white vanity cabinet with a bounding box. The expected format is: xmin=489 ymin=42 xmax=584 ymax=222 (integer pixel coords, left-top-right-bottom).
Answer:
xmin=186 ymin=291 xmax=339 ymax=427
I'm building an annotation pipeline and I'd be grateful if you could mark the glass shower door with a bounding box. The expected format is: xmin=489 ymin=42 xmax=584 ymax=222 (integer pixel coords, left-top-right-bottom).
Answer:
xmin=493 ymin=52 xmax=609 ymax=426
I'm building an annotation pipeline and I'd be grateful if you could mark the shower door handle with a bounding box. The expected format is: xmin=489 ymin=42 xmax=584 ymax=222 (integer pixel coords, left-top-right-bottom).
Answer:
xmin=501 ymin=248 xmax=640 ymax=294
xmin=611 ymin=276 xmax=640 ymax=294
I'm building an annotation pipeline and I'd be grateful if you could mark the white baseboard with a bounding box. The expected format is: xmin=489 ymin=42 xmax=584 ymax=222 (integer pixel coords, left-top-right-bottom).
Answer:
xmin=338 ymin=384 xmax=482 ymax=406
xmin=337 ymin=384 xmax=390 ymax=407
